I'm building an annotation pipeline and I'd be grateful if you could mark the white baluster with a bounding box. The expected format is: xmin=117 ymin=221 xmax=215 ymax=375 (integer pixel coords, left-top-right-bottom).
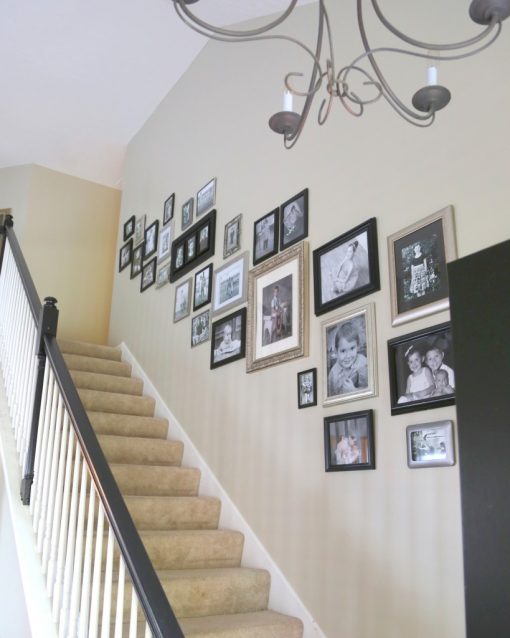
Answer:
xmin=101 ymin=526 xmax=115 ymax=638
xmin=128 ymin=589 xmax=138 ymax=638
xmin=114 ymin=556 xmax=126 ymax=638
xmin=30 ymin=359 xmax=50 ymax=517
xmin=68 ymin=462 xmax=89 ymax=636
xmin=78 ymin=479 xmax=96 ymax=637
xmin=89 ymin=506 xmax=105 ymax=638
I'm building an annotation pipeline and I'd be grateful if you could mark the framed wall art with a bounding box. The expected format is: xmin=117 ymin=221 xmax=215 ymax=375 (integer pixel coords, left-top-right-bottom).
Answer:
xmin=322 ymin=303 xmax=377 ymax=407
xmin=223 ymin=214 xmax=242 ymax=258
xmin=297 ymin=368 xmax=317 ymax=409
xmin=280 ymin=188 xmax=308 ymax=251
xmin=158 ymin=223 xmax=172 ymax=263
xmin=130 ymin=244 xmax=143 ymax=279
xmin=123 ymin=215 xmax=135 ymax=241
xmin=198 ymin=224 xmax=210 ymax=254
xmin=186 ymin=234 xmax=197 ymax=263
xmin=406 ymin=420 xmax=455 ymax=468
xmin=134 ymin=214 xmax=146 ymax=247
xmin=193 ymin=263 xmax=212 ymax=311
xmin=246 ymin=241 xmax=308 ymax=372
xmin=210 ymin=307 xmax=246 ymax=369
xmin=387 ymin=205 xmax=457 ymax=326
xmin=182 ymin=198 xmax=194 ymax=231
xmin=119 ymin=239 xmax=132 ymax=272
xmin=163 ymin=193 xmax=175 ymax=225
xmin=191 ymin=309 xmax=210 ymax=347
xmin=387 ymin=321 xmax=455 ymax=415
xmin=324 ymin=409 xmax=375 ymax=472
xmin=197 ymin=177 xmax=216 ymax=216
xmin=140 ymin=257 xmax=157 ymax=292
xmin=212 ymin=251 xmax=248 ymax=317
xmin=170 ymin=209 xmax=216 ymax=282
xmin=253 ymin=208 xmax=278 ymax=265
xmin=143 ymin=219 xmax=159 ymax=260
xmin=173 ymin=278 xmax=192 ymax=322
xmin=155 ymin=262 xmax=171 ymax=289
xmin=313 ymin=217 xmax=380 ymax=316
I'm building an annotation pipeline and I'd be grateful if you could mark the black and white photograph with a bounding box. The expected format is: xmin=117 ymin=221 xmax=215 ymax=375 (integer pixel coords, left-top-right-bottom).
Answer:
xmin=406 ymin=420 xmax=455 ymax=468
xmin=170 ymin=210 xmax=216 ymax=283
xmin=280 ymin=188 xmax=308 ymax=250
xmin=173 ymin=278 xmax=191 ymax=322
xmin=322 ymin=303 xmax=377 ymax=406
xmin=212 ymin=252 xmax=248 ymax=316
xmin=186 ymin=234 xmax=197 ymax=262
xmin=175 ymin=244 xmax=185 ymax=270
xmin=324 ymin=410 xmax=375 ymax=472
xmin=123 ymin=215 xmax=135 ymax=241
xmin=140 ymin=257 xmax=157 ymax=292
xmin=119 ymin=239 xmax=132 ymax=272
xmin=261 ymin=274 xmax=292 ymax=346
xmin=155 ymin=262 xmax=171 ymax=289
xmin=210 ymin=307 xmax=246 ymax=369
xmin=197 ymin=177 xmax=216 ymax=216
xmin=253 ymin=209 xmax=278 ymax=265
xmin=223 ymin=214 xmax=242 ymax=258
xmin=198 ymin=224 xmax=209 ymax=254
xmin=130 ymin=244 xmax=143 ymax=279
xmin=163 ymin=193 xmax=175 ymax=225
xmin=191 ymin=309 xmax=210 ymax=347
xmin=388 ymin=322 xmax=455 ymax=415
xmin=313 ymin=218 xmax=380 ymax=316
xmin=182 ymin=198 xmax=194 ymax=231
xmin=143 ymin=220 xmax=159 ymax=260
xmin=388 ymin=206 xmax=457 ymax=326
xmin=134 ymin=214 xmax=146 ymax=247
xmin=193 ymin=263 xmax=212 ymax=311
xmin=297 ymin=368 xmax=317 ymax=409
xmin=158 ymin=223 xmax=172 ymax=263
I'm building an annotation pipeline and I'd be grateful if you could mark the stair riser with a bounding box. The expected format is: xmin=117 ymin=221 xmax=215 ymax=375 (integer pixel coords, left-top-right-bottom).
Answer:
xmin=71 ymin=370 xmax=144 ymax=396
xmin=125 ymin=497 xmax=221 ymax=530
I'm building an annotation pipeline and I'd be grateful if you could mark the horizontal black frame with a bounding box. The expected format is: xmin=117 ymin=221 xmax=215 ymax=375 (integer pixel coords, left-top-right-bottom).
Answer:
xmin=170 ymin=209 xmax=216 ymax=283
xmin=324 ymin=409 xmax=375 ymax=472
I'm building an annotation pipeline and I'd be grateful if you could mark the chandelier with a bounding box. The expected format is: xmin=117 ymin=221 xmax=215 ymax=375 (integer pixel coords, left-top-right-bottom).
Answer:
xmin=172 ymin=0 xmax=510 ymax=148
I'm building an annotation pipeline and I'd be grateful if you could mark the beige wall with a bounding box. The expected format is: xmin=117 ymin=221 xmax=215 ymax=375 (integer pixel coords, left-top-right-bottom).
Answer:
xmin=109 ymin=3 xmax=510 ymax=637
xmin=0 ymin=164 xmax=120 ymax=343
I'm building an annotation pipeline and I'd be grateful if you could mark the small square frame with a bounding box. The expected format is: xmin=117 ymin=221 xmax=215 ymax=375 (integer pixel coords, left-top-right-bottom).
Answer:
xmin=163 ymin=193 xmax=175 ymax=225
xmin=406 ymin=420 xmax=455 ymax=468
xmin=140 ymin=257 xmax=157 ymax=292
xmin=193 ymin=263 xmax=213 ymax=311
xmin=324 ymin=409 xmax=375 ymax=472
xmin=210 ymin=307 xmax=247 ymax=369
xmin=280 ymin=188 xmax=308 ymax=251
xmin=223 ymin=214 xmax=242 ymax=259
xmin=253 ymin=208 xmax=279 ymax=266
xmin=123 ymin=215 xmax=135 ymax=241
xmin=173 ymin=278 xmax=192 ymax=322
xmin=297 ymin=368 xmax=317 ymax=409
xmin=197 ymin=177 xmax=216 ymax=217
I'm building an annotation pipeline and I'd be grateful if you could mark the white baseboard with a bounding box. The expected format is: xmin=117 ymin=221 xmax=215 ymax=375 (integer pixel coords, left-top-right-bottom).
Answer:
xmin=119 ymin=342 xmax=325 ymax=638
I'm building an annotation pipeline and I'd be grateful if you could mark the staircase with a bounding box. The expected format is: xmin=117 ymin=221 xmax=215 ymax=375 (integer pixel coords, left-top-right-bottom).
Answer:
xmin=59 ymin=338 xmax=303 ymax=638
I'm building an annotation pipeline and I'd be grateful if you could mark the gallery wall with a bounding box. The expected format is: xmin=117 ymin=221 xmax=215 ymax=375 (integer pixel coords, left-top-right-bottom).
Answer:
xmin=108 ymin=3 xmax=510 ymax=637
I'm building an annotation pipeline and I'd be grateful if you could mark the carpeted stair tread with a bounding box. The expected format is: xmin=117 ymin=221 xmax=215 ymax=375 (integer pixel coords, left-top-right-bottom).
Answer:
xmin=87 ymin=411 xmax=168 ymax=439
xmin=70 ymin=369 xmax=144 ymax=396
xmin=98 ymin=434 xmax=183 ymax=466
xmin=178 ymin=610 xmax=304 ymax=637
xmin=63 ymin=352 xmax=132 ymax=377
xmin=78 ymin=388 xmax=155 ymax=416
xmin=125 ymin=495 xmax=221 ymax=530
xmin=111 ymin=463 xmax=201 ymax=496
xmin=59 ymin=339 xmax=122 ymax=361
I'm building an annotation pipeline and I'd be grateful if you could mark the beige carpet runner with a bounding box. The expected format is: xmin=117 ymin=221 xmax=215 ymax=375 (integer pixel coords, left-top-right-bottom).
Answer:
xmin=59 ymin=339 xmax=303 ymax=638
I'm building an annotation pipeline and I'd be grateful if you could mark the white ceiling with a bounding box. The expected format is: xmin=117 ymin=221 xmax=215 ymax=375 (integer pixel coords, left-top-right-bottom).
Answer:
xmin=0 ymin=0 xmax=314 ymax=188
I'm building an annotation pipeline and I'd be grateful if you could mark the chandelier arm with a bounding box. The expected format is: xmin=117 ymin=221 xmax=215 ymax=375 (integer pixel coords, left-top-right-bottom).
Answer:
xmin=337 ymin=66 xmax=383 ymax=107
xmin=368 ymin=0 xmax=497 ymax=50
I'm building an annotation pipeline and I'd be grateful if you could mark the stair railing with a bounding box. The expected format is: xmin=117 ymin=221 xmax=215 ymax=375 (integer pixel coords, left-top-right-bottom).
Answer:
xmin=0 ymin=214 xmax=184 ymax=638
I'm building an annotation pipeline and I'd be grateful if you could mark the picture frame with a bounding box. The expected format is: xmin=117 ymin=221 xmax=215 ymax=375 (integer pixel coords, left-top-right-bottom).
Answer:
xmin=173 ymin=278 xmax=192 ymax=322
xmin=297 ymin=368 xmax=317 ymax=409
xmin=212 ymin=251 xmax=248 ymax=317
xmin=155 ymin=262 xmax=171 ymax=289
xmin=130 ymin=244 xmax=143 ymax=279
xmin=123 ymin=215 xmax=135 ymax=241
xmin=322 ymin=303 xmax=377 ymax=407
xmin=143 ymin=219 xmax=159 ymax=260
xmin=280 ymin=188 xmax=308 ymax=251
xmin=197 ymin=177 xmax=216 ymax=217
xmin=324 ymin=409 xmax=375 ymax=472
xmin=186 ymin=234 xmax=197 ymax=263
xmin=134 ymin=214 xmax=146 ymax=247
xmin=193 ymin=263 xmax=213 ymax=311
xmin=182 ymin=198 xmax=194 ymax=231
xmin=246 ymin=241 xmax=308 ymax=373
xmin=313 ymin=217 xmax=380 ymax=316
xmin=191 ymin=309 xmax=210 ymax=347
xmin=253 ymin=208 xmax=279 ymax=265
xmin=387 ymin=321 xmax=455 ymax=415
xmin=387 ymin=205 xmax=457 ymax=326
xmin=223 ymin=214 xmax=242 ymax=259
xmin=140 ymin=257 xmax=157 ymax=292
xmin=198 ymin=223 xmax=210 ymax=254
xmin=119 ymin=239 xmax=132 ymax=272
xmin=158 ymin=223 xmax=172 ymax=264
xmin=163 ymin=193 xmax=175 ymax=225
xmin=170 ymin=210 xmax=216 ymax=283
xmin=174 ymin=243 xmax=185 ymax=271
xmin=406 ymin=420 xmax=455 ymax=468
xmin=210 ymin=307 xmax=247 ymax=369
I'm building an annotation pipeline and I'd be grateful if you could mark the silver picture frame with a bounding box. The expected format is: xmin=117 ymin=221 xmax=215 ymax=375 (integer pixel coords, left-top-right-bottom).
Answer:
xmin=406 ymin=420 xmax=455 ymax=468
xmin=212 ymin=251 xmax=248 ymax=317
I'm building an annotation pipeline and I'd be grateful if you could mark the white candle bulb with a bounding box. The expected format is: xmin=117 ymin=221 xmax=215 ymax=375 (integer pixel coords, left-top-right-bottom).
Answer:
xmin=427 ymin=66 xmax=438 ymax=86
xmin=283 ymin=90 xmax=293 ymax=112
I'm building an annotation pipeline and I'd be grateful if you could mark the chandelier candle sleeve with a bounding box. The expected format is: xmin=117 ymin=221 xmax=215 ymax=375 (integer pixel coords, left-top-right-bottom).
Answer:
xmin=427 ymin=66 xmax=438 ymax=86
xmin=283 ymin=90 xmax=294 ymax=112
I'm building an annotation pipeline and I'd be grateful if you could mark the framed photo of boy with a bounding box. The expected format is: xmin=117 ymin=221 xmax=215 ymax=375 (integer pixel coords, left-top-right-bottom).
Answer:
xmin=173 ymin=278 xmax=192 ymax=323
xmin=224 ymin=214 xmax=242 ymax=258
xmin=193 ymin=263 xmax=212 ymax=311
xmin=387 ymin=322 xmax=455 ymax=415
xmin=130 ymin=244 xmax=143 ymax=279
xmin=387 ymin=205 xmax=457 ymax=326
xmin=197 ymin=177 xmax=216 ymax=217
xmin=297 ymin=368 xmax=317 ymax=409
xmin=143 ymin=220 xmax=159 ymax=261
xmin=140 ymin=257 xmax=157 ymax=293
xmin=210 ymin=307 xmax=246 ymax=369
xmin=119 ymin=239 xmax=132 ymax=272
xmin=182 ymin=198 xmax=194 ymax=231
xmin=191 ymin=309 xmax=210 ymax=347
xmin=280 ymin=188 xmax=308 ymax=251
xmin=253 ymin=208 xmax=279 ymax=265
xmin=163 ymin=193 xmax=175 ymax=225
xmin=406 ymin=420 xmax=455 ymax=468
xmin=212 ymin=251 xmax=248 ymax=317
xmin=123 ymin=215 xmax=135 ymax=241
xmin=324 ymin=410 xmax=375 ymax=472
xmin=246 ymin=241 xmax=308 ymax=373
xmin=313 ymin=218 xmax=380 ymax=316
xmin=322 ymin=303 xmax=377 ymax=407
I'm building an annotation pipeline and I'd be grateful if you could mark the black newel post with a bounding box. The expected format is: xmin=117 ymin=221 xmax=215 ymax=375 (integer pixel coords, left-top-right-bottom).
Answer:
xmin=20 ymin=296 xmax=59 ymax=505
xmin=0 ymin=212 xmax=13 ymax=274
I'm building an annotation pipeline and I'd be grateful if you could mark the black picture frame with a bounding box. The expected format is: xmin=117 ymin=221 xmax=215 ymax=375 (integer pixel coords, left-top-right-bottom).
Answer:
xmin=297 ymin=368 xmax=317 ymax=409
xmin=123 ymin=215 xmax=135 ymax=241
xmin=143 ymin=219 xmax=159 ymax=261
xmin=140 ymin=257 xmax=157 ymax=292
xmin=119 ymin=239 xmax=132 ymax=272
xmin=193 ymin=263 xmax=212 ymax=311
xmin=163 ymin=193 xmax=175 ymax=225
xmin=387 ymin=321 xmax=455 ymax=415
xmin=130 ymin=244 xmax=143 ymax=279
xmin=313 ymin=217 xmax=380 ymax=316
xmin=253 ymin=208 xmax=279 ymax=265
xmin=324 ymin=409 xmax=375 ymax=472
xmin=210 ymin=307 xmax=247 ymax=369
xmin=280 ymin=188 xmax=308 ymax=251
xmin=182 ymin=198 xmax=194 ymax=231
xmin=170 ymin=209 xmax=216 ymax=283
xmin=198 ymin=223 xmax=210 ymax=254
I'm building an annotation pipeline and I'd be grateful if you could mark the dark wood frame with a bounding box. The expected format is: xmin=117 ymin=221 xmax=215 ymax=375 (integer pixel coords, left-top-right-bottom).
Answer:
xmin=313 ymin=217 xmax=380 ymax=316
xmin=280 ymin=188 xmax=308 ymax=251
xmin=163 ymin=193 xmax=175 ymax=225
xmin=143 ymin=220 xmax=159 ymax=261
xmin=193 ymin=263 xmax=213 ymax=311
xmin=130 ymin=244 xmax=143 ymax=279
xmin=119 ymin=239 xmax=132 ymax=272
xmin=223 ymin=214 xmax=242 ymax=258
xmin=123 ymin=215 xmax=135 ymax=241
xmin=170 ymin=209 xmax=216 ymax=282
xmin=324 ymin=409 xmax=375 ymax=472
xmin=210 ymin=307 xmax=247 ymax=369
xmin=297 ymin=368 xmax=317 ymax=409
xmin=140 ymin=257 xmax=157 ymax=293
xmin=253 ymin=208 xmax=279 ymax=266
